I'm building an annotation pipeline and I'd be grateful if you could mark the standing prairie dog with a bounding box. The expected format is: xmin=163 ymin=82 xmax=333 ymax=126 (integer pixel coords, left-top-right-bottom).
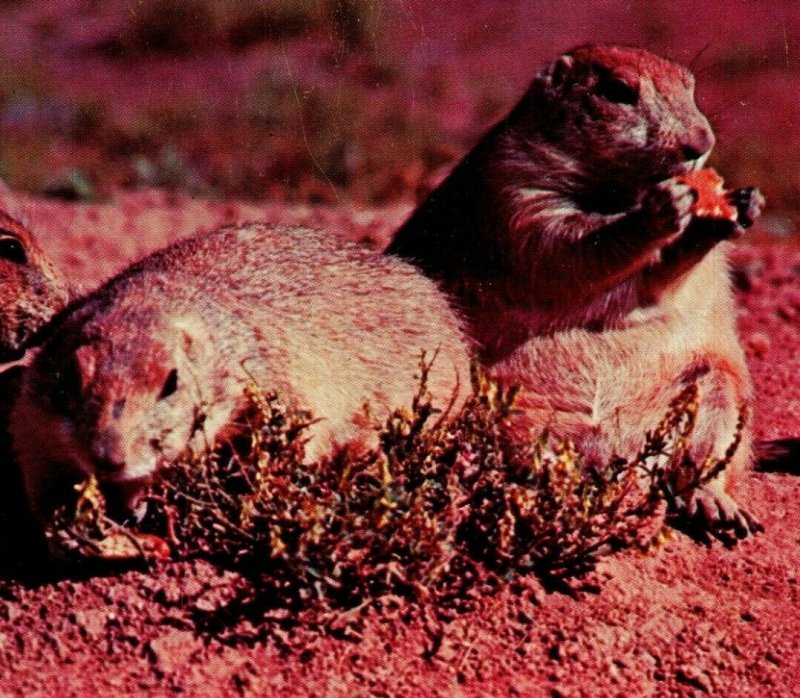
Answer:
xmin=388 ymin=44 xmax=764 ymax=536
xmin=0 ymin=210 xmax=70 ymax=362
xmin=12 ymin=224 xmax=471 ymax=523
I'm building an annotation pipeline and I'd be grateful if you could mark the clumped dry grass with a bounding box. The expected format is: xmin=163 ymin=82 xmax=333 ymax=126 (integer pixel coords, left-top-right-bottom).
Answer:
xmin=50 ymin=360 xmax=742 ymax=612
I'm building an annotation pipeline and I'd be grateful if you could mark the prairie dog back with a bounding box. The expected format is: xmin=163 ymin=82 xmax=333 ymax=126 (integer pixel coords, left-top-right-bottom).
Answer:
xmin=13 ymin=224 xmax=471 ymax=522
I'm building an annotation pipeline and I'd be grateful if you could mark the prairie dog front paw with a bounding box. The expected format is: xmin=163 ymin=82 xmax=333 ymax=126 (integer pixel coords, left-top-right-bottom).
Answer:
xmin=641 ymin=179 xmax=694 ymax=244
xmin=728 ymin=186 xmax=766 ymax=229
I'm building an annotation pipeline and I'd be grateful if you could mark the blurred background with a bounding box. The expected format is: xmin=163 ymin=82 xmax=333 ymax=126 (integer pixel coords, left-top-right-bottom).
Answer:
xmin=0 ymin=0 xmax=797 ymax=231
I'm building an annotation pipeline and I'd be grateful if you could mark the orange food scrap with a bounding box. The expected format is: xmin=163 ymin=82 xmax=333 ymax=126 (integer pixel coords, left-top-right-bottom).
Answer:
xmin=677 ymin=168 xmax=738 ymax=222
xmin=94 ymin=531 xmax=171 ymax=560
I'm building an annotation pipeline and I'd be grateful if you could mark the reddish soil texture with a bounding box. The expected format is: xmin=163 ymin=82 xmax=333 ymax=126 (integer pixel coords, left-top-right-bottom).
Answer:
xmin=0 ymin=194 xmax=796 ymax=696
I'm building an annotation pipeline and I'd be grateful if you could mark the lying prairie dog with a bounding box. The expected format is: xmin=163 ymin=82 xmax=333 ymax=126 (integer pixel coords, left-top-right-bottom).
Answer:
xmin=12 ymin=223 xmax=471 ymax=522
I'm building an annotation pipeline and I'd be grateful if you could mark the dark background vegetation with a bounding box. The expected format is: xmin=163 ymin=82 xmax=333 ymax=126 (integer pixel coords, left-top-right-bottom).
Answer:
xmin=0 ymin=0 xmax=797 ymax=228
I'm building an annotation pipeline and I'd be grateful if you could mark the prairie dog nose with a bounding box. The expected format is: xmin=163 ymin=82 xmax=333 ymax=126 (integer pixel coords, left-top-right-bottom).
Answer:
xmin=92 ymin=432 xmax=127 ymax=474
xmin=681 ymin=124 xmax=715 ymax=162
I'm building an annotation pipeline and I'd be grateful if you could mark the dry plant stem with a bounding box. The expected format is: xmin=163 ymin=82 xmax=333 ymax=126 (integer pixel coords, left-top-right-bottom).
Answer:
xmin=49 ymin=362 xmax=739 ymax=611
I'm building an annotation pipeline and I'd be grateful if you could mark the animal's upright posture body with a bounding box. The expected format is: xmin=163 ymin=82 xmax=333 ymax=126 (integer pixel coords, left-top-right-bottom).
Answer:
xmin=12 ymin=224 xmax=470 ymax=522
xmin=388 ymin=44 xmax=764 ymax=535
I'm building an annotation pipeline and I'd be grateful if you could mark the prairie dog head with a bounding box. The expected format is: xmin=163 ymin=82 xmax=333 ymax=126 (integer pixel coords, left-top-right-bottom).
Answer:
xmin=0 ymin=211 xmax=70 ymax=361
xmin=14 ymin=310 xmax=215 ymax=517
xmin=515 ymin=44 xmax=714 ymax=188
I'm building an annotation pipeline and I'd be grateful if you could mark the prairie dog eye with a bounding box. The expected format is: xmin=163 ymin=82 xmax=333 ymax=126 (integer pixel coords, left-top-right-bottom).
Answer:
xmin=0 ymin=233 xmax=27 ymax=264
xmin=594 ymin=75 xmax=638 ymax=106
xmin=158 ymin=368 xmax=179 ymax=400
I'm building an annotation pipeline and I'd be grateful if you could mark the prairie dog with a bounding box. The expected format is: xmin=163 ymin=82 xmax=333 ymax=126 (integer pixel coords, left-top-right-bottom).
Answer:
xmin=388 ymin=44 xmax=763 ymax=535
xmin=12 ymin=224 xmax=471 ymax=522
xmin=0 ymin=210 xmax=70 ymax=362
xmin=0 ymin=209 xmax=70 ymax=560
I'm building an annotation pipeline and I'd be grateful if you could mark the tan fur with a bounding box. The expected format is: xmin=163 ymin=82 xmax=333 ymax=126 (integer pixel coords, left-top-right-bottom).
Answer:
xmin=12 ymin=224 xmax=470 ymax=522
xmin=0 ymin=210 xmax=70 ymax=361
xmin=388 ymin=44 xmax=761 ymax=534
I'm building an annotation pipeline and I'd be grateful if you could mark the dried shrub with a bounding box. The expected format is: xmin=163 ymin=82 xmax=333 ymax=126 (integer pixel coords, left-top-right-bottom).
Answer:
xmin=49 ymin=358 xmax=742 ymax=612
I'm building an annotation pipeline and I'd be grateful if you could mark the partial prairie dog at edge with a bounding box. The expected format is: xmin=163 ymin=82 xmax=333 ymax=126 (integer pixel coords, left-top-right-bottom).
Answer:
xmin=0 ymin=210 xmax=70 ymax=363
xmin=387 ymin=43 xmax=765 ymax=537
xmin=12 ymin=224 xmax=471 ymax=523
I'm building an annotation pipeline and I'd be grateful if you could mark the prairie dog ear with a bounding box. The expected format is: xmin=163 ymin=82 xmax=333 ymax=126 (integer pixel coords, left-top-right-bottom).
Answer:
xmin=542 ymin=54 xmax=575 ymax=91
xmin=73 ymin=343 xmax=98 ymax=393
xmin=517 ymin=52 xmax=577 ymax=123
xmin=170 ymin=314 xmax=210 ymax=363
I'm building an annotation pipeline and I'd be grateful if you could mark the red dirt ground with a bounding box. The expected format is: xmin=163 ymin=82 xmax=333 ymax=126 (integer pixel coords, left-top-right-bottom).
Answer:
xmin=0 ymin=193 xmax=797 ymax=696
xmin=0 ymin=1 xmax=799 ymax=696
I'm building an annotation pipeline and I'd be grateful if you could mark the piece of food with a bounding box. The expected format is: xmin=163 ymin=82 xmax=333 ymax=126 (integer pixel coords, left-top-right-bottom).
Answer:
xmin=677 ymin=168 xmax=738 ymax=221
xmin=92 ymin=532 xmax=171 ymax=561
